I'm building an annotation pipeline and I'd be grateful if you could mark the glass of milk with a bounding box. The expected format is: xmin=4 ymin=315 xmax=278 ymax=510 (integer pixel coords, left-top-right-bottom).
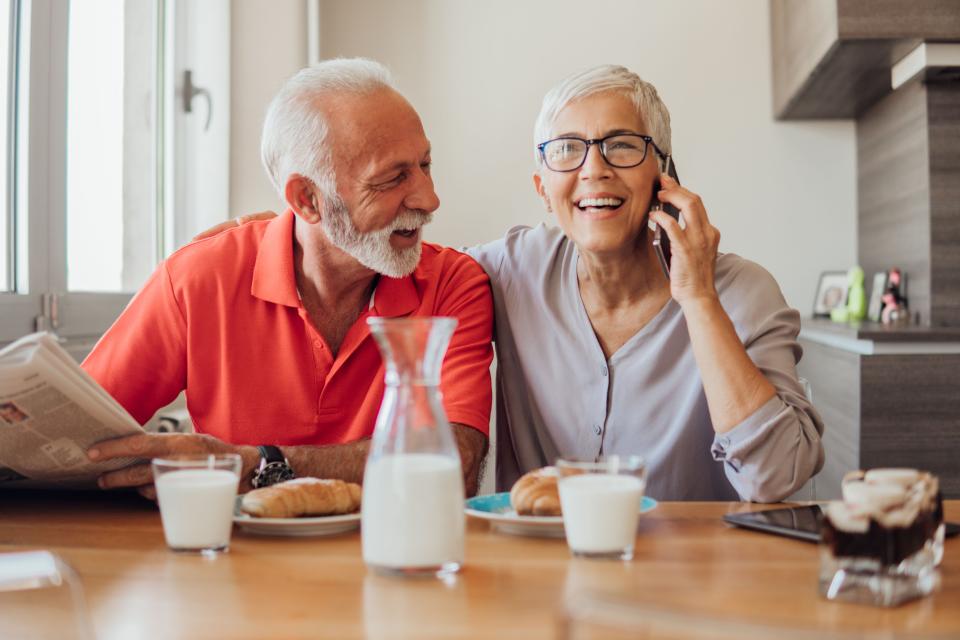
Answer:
xmin=557 ymin=456 xmax=647 ymax=561
xmin=151 ymin=453 xmax=242 ymax=555
xmin=362 ymin=317 xmax=465 ymax=578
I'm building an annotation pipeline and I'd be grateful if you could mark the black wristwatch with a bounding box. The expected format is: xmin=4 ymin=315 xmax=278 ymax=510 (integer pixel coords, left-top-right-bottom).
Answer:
xmin=251 ymin=445 xmax=295 ymax=489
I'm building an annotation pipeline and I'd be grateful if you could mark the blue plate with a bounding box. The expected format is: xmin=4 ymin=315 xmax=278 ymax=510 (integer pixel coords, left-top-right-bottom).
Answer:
xmin=465 ymin=492 xmax=657 ymax=538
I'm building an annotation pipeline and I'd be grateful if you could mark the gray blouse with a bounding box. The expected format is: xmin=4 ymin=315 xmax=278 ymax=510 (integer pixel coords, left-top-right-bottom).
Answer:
xmin=467 ymin=224 xmax=824 ymax=502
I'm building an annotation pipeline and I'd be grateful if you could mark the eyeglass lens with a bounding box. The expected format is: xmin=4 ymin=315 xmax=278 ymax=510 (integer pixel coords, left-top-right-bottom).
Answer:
xmin=541 ymin=135 xmax=649 ymax=171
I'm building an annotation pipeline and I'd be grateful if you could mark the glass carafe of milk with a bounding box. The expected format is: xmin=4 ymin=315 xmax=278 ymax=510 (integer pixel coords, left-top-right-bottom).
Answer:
xmin=362 ymin=316 xmax=465 ymax=578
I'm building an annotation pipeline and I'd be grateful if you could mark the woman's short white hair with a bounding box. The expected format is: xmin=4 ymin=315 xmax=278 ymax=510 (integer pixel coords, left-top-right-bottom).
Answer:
xmin=533 ymin=64 xmax=672 ymax=167
xmin=261 ymin=57 xmax=397 ymax=199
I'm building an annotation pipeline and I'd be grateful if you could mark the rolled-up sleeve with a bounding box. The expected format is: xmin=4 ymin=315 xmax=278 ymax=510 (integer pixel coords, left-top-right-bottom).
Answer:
xmin=709 ymin=264 xmax=825 ymax=502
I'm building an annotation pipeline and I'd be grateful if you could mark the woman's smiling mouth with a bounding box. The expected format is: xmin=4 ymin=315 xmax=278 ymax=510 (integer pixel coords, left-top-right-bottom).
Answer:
xmin=575 ymin=196 xmax=626 ymax=214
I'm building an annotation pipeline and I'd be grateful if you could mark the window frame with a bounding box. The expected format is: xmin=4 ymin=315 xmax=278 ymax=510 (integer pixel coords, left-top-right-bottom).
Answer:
xmin=1 ymin=0 xmax=16 ymax=293
xmin=1 ymin=0 xmax=229 ymax=347
xmin=1 ymin=0 xmax=54 ymax=342
xmin=0 ymin=0 xmax=132 ymax=345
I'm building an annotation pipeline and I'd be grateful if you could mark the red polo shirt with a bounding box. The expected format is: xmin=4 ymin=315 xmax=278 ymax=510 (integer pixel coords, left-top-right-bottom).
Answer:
xmin=82 ymin=211 xmax=494 ymax=445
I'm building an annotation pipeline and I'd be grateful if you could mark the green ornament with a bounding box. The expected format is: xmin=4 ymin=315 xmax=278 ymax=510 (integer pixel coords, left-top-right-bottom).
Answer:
xmin=846 ymin=266 xmax=866 ymax=321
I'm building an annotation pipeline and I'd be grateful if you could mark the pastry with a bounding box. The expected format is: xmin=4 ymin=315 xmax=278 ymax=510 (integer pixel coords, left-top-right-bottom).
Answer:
xmin=241 ymin=477 xmax=362 ymax=518
xmin=510 ymin=467 xmax=561 ymax=516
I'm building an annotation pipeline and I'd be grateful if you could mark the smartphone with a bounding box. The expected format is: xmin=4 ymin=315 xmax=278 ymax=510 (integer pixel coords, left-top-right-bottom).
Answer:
xmin=723 ymin=505 xmax=960 ymax=543
xmin=650 ymin=155 xmax=681 ymax=279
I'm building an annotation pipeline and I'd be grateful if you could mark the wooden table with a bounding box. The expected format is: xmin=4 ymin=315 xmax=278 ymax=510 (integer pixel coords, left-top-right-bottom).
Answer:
xmin=0 ymin=491 xmax=957 ymax=639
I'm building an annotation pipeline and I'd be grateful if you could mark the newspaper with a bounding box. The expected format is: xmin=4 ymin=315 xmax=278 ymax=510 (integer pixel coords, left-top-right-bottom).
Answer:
xmin=0 ymin=333 xmax=143 ymax=488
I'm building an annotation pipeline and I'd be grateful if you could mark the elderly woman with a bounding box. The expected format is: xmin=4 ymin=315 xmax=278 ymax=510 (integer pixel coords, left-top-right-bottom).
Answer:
xmin=468 ymin=65 xmax=823 ymax=501
xmin=201 ymin=63 xmax=823 ymax=502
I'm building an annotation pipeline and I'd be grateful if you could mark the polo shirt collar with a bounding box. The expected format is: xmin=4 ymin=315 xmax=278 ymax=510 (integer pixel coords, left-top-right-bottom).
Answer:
xmin=370 ymin=273 xmax=419 ymax=318
xmin=251 ymin=210 xmax=299 ymax=307
xmin=251 ymin=208 xmax=421 ymax=317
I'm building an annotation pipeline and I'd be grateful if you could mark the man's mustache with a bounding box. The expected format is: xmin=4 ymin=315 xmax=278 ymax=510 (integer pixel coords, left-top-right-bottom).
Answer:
xmin=388 ymin=210 xmax=433 ymax=231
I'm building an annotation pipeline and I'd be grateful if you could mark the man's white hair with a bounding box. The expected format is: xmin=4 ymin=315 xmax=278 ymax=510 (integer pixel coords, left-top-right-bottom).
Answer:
xmin=533 ymin=64 xmax=672 ymax=168
xmin=260 ymin=57 xmax=397 ymax=199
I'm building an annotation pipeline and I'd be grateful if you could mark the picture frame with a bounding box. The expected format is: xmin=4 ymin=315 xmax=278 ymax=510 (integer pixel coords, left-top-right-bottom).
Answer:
xmin=867 ymin=272 xmax=887 ymax=322
xmin=812 ymin=271 xmax=849 ymax=317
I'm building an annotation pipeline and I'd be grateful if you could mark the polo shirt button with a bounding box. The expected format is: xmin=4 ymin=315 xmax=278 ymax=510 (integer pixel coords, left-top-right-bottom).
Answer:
xmin=601 ymin=364 xmax=608 ymax=377
xmin=593 ymin=424 xmax=602 ymax=435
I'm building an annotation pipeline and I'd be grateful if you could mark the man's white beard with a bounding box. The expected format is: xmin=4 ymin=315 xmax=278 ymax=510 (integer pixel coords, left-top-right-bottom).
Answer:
xmin=321 ymin=195 xmax=433 ymax=278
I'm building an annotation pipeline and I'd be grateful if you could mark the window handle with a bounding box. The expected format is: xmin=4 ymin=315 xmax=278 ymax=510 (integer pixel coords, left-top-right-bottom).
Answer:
xmin=35 ymin=293 xmax=64 ymax=342
xmin=182 ymin=69 xmax=212 ymax=132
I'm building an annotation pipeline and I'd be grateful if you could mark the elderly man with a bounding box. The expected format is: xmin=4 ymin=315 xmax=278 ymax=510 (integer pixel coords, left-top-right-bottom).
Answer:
xmin=82 ymin=58 xmax=493 ymax=497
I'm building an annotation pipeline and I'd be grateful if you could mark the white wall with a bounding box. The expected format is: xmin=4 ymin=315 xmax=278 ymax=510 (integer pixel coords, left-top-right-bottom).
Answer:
xmin=230 ymin=0 xmax=857 ymax=311
xmin=320 ymin=0 xmax=856 ymax=310
xmin=229 ymin=0 xmax=307 ymax=216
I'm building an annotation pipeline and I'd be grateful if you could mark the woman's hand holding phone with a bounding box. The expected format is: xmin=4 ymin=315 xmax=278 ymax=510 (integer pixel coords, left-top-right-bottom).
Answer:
xmin=648 ymin=174 xmax=721 ymax=308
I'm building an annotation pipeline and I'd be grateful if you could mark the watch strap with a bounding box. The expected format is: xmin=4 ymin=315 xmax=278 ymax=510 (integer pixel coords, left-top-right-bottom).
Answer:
xmin=257 ymin=445 xmax=286 ymax=464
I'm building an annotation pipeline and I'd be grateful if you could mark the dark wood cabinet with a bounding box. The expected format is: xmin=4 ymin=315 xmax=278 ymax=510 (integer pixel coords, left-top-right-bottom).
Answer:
xmin=798 ymin=320 xmax=960 ymax=498
xmin=771 ymin=0 xmax=960 ymax=118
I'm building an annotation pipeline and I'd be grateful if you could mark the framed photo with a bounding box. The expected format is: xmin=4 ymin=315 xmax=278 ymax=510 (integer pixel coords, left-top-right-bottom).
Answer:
xmin=812 ymin=271 xmax=848 ymax=317
xmin=867 ymin=272 xmax=887 ymax=322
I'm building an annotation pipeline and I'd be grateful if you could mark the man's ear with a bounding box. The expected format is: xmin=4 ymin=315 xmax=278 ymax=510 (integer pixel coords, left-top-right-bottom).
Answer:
xmin=532 ymin=172 xmax=553 ymax=213
xmin=285 ymin=175 xmax=321 ymax=224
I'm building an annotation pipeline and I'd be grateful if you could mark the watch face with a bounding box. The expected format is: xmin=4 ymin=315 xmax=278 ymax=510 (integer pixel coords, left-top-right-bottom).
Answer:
xmin=253 ymin=461 xmax=295 ymax=488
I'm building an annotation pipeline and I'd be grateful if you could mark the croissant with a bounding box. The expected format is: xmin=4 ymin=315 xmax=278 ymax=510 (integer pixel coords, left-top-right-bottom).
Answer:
xmin=510 ymin=467 xmax=561 ymax=516
xmin=241 ymin=477 xmax=362 ymax=518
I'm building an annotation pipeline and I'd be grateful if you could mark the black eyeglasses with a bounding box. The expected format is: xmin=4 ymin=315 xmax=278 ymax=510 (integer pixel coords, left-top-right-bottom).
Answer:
xmin=536 ymin=133 xmax=665 ymax=172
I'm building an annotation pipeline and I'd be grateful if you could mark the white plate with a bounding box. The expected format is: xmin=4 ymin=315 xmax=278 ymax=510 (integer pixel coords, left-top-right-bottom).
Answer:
xmin=465 ymin=492 xmax=658 ymax=538
xmin=233 ymin=498 xmax=361 ymax=537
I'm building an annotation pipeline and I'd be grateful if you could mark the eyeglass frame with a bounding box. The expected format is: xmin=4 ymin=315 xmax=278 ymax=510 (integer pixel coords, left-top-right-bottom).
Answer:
xmin=536 ymin=133 xmax=667 ymax=172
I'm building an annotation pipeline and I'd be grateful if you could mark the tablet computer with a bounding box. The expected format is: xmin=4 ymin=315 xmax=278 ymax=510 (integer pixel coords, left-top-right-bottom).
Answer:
xmin=722 ymin=505 xmax=960 ymax=543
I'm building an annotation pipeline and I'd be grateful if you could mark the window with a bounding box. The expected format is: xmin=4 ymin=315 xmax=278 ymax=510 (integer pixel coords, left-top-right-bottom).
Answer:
xmin=66 ymin=0 xmax=159 ymax=293
xmin=1 ymin=0 xmax=12 ymax=293
xmin=0 ymin=0 xmax=229 ymax=345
